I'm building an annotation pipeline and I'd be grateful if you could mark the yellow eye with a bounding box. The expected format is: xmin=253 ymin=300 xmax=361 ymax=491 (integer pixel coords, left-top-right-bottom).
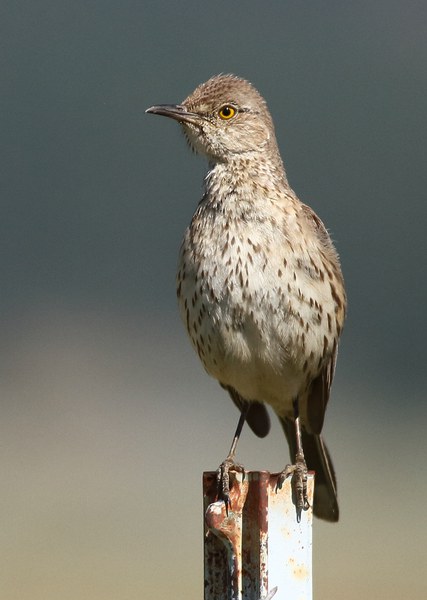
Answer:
xmin=218 ymin=105 xmax=236 ymax=120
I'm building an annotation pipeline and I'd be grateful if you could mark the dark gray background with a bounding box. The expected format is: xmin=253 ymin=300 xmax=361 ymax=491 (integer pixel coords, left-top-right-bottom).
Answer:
xmin=2 ymin=2 xmax=426 ymax=599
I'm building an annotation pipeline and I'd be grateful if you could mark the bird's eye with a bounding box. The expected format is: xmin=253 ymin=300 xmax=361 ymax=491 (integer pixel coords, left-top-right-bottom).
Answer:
xmin=218 ymin=105 xmax=236 ymax=120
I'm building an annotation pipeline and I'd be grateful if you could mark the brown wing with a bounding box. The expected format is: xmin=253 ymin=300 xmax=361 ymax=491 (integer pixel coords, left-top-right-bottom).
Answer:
xmin=307 ymin=342 xmax=338 ymax=434
xmin=301 ymin=203 xmax=346 ymax=289
xmin=300 ymin=203 xmax=346 ymax=434
xmin=221 ymin=384 xmax=271 ymax=438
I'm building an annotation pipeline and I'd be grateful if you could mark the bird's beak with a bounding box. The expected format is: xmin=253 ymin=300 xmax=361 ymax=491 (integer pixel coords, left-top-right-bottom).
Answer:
xmin=145 ymin=104 xmax=202 ymax=125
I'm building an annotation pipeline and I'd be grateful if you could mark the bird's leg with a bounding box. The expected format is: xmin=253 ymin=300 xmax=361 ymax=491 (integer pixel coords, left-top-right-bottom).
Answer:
xmin=292 ymin=413 xmax=310 ymax=518
xmin=216 ymin=407 xmax=248 ymax=511
xmin=278 ymin=399 xmax=310 ymax=521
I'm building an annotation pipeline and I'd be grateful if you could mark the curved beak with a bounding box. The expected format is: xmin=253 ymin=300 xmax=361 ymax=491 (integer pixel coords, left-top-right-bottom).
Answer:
xmin=145 ymin=104 xmax=202 ymax=125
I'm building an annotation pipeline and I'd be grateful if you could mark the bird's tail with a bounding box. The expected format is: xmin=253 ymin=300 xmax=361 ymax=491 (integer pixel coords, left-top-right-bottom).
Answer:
xmin=279 ymin=417 xmax=339 ymax=522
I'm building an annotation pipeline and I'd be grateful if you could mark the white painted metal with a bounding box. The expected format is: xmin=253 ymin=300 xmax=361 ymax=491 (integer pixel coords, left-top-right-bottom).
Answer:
xmin=203 ymin=471 xmax=314 ymax=600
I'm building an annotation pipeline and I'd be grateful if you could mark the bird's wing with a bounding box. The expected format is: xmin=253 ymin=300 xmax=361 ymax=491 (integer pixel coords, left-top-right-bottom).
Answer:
xmin=306 ymin=342 xmax=338 ymax=434
xmin=300 ymin=203 xmax=339 ymax=261
xmin=299 ymin=203 xmax=345 ymax=434
xmin=222 ymin=384 xmax=271 ymax=438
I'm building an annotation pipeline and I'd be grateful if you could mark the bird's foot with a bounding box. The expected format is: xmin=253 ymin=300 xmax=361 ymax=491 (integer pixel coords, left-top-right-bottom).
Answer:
xmin=216 ymin=456 xmax=245 ymax=513
xmin=277 ymin=451 xmax=310 ymax=521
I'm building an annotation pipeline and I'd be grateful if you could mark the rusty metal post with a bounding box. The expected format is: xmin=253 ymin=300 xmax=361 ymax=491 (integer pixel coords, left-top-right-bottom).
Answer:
xmin=203 ymin=470 xmax=314 ymax=600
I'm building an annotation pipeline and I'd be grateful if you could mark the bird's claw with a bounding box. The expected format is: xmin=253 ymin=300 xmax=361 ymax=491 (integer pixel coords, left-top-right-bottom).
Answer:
xmin=216 ymin=457 xmax=245 ymax=512
xmin=277 ymin=451 xmax=309 ymax=521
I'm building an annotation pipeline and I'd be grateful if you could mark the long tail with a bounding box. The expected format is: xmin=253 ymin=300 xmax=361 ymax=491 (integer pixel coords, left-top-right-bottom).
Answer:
xmin=280 ymin=417 xmax=339 ymax=522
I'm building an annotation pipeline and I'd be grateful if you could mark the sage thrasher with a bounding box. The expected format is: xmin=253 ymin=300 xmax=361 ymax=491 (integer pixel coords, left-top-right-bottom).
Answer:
xmin=146 ymin=74 xmax=346 ymax=521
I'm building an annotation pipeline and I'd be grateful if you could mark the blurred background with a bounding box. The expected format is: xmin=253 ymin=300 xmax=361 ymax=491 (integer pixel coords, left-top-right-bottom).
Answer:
xmin=2 ymin=2 xmax=426 ymax=599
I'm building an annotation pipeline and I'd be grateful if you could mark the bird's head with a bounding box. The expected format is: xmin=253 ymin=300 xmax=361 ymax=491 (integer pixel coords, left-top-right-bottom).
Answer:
xmin=146 ymin=74 xmax=278 ymax=162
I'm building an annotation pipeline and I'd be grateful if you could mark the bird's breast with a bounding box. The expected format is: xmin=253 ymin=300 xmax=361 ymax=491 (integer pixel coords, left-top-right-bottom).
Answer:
xmin=176 ymin=198 xmax=340 ymax=409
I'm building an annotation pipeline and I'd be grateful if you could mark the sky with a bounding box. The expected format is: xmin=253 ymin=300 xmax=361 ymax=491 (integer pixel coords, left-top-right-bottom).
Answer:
xmin=1 ymin=2 xmax=427 ymax=599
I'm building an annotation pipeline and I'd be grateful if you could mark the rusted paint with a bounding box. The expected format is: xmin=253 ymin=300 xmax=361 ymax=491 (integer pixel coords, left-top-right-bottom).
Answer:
xmin=203 ymin=470 xmax=314 ymax=600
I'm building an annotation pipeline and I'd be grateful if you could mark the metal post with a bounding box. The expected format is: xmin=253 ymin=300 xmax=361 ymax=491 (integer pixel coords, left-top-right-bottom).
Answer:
xmin=203 ymin=470 xmax=314 ymax=600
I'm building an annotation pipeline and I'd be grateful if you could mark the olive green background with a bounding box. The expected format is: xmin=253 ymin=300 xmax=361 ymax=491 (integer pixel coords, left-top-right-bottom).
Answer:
xmin=2 ymin=2 xmax=426 ymax=598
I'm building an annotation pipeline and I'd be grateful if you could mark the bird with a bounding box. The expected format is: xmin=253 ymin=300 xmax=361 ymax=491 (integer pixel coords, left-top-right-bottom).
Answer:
xmin=146 ymin=74 xmax=346 ymax=521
